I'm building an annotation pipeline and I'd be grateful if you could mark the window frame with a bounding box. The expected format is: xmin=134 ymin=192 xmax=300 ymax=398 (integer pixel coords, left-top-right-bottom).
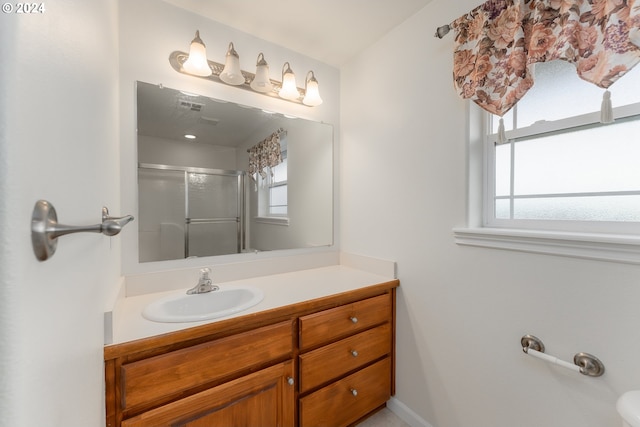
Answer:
xmin=255 ymin=147 xmax=289 ymax=226
xmin=485 ymin=103 xmax=640 ymax=235
xmin=453 ymin=102 xmax=640 ymax=265
xmin=266 ymin=154 xmax=288 ymax=217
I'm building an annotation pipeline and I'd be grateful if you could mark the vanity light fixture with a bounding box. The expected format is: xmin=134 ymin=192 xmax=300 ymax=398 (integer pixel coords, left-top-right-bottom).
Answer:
xmin=250 ymin=53 xmax=274 ymax=93
xmin=169 ymin=31 xmax=322 ymax=107
xmin=184 ymin=134 xmax=197 ymax=140
xmin=219 ymin=42 xmax=245 ymax=86
xmin=278 ymin=62 xmax=300 ymax=100
xmin=181 ymin=31 xmax=212 ymax=77
xmin=302 ymin=71 xmax=323 ymax=106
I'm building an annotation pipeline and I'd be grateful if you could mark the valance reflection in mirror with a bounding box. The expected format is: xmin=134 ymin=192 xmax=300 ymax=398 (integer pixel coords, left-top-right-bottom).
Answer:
xmin=136 ymin=81 xmax=333 ymax=263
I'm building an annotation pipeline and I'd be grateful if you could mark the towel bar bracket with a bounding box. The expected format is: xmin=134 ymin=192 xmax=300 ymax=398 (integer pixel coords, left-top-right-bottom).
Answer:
xmin=31 ymin=200 xmax=134 ymax=262
xmin=521 ymin=334 xmax=545 ymax=353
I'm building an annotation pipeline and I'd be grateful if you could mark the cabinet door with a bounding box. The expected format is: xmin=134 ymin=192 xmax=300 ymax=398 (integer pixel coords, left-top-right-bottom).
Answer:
xmin=122 ymin=361 xmax=295 ymax=427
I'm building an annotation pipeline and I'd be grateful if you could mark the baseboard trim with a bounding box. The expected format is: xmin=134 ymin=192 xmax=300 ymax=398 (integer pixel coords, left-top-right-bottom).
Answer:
xmin=387 ymin=397 xmax=434 ymax=427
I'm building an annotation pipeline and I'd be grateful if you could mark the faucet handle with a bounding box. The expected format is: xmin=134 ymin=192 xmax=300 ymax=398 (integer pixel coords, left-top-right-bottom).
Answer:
xmin=200 ymin=268 xmax=211 ymax=279
xmin=187 ymin=268 xmax=216 ymax=295
xmin=199 ymin=268 xmax=212 ymax=286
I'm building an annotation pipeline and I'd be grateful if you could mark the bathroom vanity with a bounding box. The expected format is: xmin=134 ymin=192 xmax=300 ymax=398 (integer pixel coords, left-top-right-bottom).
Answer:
xmin=104 ymin=267 xmax=398 ymax=427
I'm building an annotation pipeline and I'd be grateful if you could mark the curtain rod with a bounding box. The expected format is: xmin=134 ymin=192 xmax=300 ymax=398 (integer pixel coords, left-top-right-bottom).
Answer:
xmin=247 ymin=128 xmax=287 ymax=152
xmin=434 ymin=24 xmax=452 ymax=39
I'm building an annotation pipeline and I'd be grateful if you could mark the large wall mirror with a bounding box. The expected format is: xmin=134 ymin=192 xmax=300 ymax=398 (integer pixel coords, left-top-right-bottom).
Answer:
xmin=136 ymin=81 xmax=333 ymax=263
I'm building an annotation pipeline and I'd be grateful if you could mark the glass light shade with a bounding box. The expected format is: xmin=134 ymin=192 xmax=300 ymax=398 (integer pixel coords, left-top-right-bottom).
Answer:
xmin=250 ymin=53 xmax=273 ymax=93
xmin=219 ymin=42 xmax=245 ymax=86
xmin=303 ymin=71 xmax=323 ymax=106
xmin=182 ymin=31 xmax=212 ymax=77
xmin=278 ymin=62 xmax=300 ymax=100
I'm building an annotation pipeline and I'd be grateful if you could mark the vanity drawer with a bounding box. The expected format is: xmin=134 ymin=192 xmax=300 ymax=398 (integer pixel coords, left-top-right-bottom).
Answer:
xmin=299 ymin=357 xmax=391 ymax=427
xmin=299 ymin=293 xmax=391 ymax=351
xmin=299 ymin=323 xmax=391 ymax=393
xmin=120 ymin=320 xmax=293 ymax=410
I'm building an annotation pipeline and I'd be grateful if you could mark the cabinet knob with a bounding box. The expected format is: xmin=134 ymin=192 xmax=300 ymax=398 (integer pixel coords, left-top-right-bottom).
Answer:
xmin=350 ymin=350 xmax=359 ymax=357
xmin=350 ymin=388 xmax=358 ymax=397
xmin=287 ymin=377 xmax=294 ymax=386
xmin=350 ymin=316 xmax=358 ymax=324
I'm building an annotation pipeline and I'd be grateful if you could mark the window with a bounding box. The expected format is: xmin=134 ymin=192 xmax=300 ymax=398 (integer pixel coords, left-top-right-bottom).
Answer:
xmin=266 ymin=153 xmax=288 ymax=216
xmin=454 ymin=61 xmax=640 ymax=264
xmin=256 ymin=141 xmax=289 ymax=225
xmin=486 ymin=60 xmax=640 ymax=234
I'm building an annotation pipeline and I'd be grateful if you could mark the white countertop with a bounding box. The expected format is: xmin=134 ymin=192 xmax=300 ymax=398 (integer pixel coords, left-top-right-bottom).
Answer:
xmin=109 ymin=265 xmax=396 ymax=345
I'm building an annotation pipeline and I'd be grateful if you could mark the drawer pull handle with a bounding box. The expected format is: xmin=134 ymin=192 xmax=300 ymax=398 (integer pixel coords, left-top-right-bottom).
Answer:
xmin=350 ymin=388 xmax=358 ymax=397
xmin=351 ymin=350 xmax=359 ymax=357
xmin=350 ymin=316 xmax=358 ymax=324
xmin=287 ymin=377 xmax=295 ymax=386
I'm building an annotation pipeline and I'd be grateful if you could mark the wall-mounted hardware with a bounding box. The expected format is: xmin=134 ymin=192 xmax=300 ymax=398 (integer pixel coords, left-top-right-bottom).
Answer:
xmin=31 ymin=200 xmax=134 ymax=261
xmin=169 ymin=30 xmax=323 ymax=107
xmin=521 ymin=334 xmax=605 ymax=377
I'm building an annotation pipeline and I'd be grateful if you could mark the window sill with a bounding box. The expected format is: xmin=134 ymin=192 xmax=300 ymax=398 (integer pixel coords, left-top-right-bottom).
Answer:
xmin=452 ymin=227 xmax=640 ymax=265
xmin=255 ymin=216 xmax=290 ymax=226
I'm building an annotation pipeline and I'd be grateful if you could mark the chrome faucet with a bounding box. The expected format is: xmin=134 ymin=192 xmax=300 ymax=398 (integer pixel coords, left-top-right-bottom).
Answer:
xmin=186 ymin=268 xmax=219 ymax=295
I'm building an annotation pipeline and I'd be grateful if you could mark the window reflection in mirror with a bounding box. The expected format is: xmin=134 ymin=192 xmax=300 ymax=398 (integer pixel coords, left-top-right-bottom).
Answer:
xmin=136 ymin=81 xmax=333 ymax=262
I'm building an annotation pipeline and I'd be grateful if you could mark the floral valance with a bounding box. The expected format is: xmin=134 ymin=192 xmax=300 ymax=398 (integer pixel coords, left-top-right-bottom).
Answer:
xmin=247 ymin=130 xmax=283 ymax=181
xmin=451 ymin=0 xmax=640 ymax=117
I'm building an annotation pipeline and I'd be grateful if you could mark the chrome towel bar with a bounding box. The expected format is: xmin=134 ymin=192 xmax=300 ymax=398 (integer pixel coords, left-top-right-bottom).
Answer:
xmin=521 ymin=335 xmax=605 ymax=377
xmin=31 ymin=200 xmax=134 ymax=261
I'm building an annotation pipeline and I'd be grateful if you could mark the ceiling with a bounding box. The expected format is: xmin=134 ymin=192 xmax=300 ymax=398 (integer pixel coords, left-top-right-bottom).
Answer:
xmin=137 ymin=81 xmax=285 ymax=146
xmin=137 ymin=82 xmax=332 ymax=148
xmin=140 ymin=1 xmax=435 ymax=146
xmin=163 ymin=0 xmax=433 ymax=67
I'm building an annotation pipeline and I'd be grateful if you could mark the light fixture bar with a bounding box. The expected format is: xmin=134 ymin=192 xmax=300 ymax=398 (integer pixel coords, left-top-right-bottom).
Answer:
xmin=169 ymin=51 xmax=309 ymax=106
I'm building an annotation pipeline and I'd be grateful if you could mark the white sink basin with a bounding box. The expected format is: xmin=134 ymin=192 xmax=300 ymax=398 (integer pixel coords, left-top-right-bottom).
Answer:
xmin=142 ymin=286 xmax=264 ymax=323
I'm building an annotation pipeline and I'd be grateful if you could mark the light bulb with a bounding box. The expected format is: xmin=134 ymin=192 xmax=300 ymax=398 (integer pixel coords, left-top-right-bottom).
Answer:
xmin=302 ymin=71 xmax=323 ymax=106
xmin=278 ymin=62 xmax=299 ymax=100
xmin=250 ymin=53 xmax=274 ymax=93
xmin=182 ymin=31 xmax=212 ymax=77
xmin=219 ymin=42 xmax=245 ymax=86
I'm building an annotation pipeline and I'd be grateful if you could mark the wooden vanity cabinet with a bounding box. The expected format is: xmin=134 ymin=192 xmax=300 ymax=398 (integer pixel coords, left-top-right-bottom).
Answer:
xmin=121 ymin=361 xmax=295 ymax=427
xmin=105 ymin=320 xmax=295 ymax=427
xmin=298 ymin=294 xmax=394 ymax=427
xmin=105 ymin=281 xmax=398 ymax=427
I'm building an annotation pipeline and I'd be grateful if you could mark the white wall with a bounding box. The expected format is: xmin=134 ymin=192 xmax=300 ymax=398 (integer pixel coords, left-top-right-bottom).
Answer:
xmin=248 ymin=121 xmax=334 ymax=251
xmin=341 ymin=2 xmax=640 ymax=427
xmin=119 ymin=0 xmax=340 ymax=275
xmin=138 ymin=135 xmax=238 ymax=169
xmin=0 ymin=1 xmax=119 ymax=426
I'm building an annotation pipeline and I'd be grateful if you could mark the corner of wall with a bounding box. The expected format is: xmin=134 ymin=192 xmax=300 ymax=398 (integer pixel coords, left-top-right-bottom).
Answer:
xmin=387 ymin=397 xmax=435 ymax=427
xmin=340 ymin=252 xmax=397 ymax=278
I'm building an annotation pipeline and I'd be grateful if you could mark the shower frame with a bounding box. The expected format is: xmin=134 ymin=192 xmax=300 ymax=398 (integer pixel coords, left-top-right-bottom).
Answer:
xmin=139 ymin=163 xmax=246 ymax=258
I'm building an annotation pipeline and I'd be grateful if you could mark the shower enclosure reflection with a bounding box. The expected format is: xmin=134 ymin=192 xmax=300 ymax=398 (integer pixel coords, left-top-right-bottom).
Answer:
xmin=138 ymin=166 xmax=244 ymax=261
xmin=136 ymin=81 xmax=333 ymax=263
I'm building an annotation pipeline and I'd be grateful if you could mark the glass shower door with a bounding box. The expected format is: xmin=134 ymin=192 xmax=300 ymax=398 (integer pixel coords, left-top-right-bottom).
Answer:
xmin=138 ymin=168 xmax=186 ymax=262
xmin=186 ymin=171 xmax=244 ymax=257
